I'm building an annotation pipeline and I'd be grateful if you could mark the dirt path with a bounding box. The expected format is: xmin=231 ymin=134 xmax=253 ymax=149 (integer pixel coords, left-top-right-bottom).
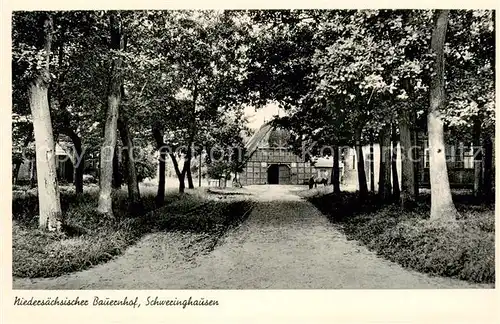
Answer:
xmin=13 ymin=185 xmax=487 ymax=289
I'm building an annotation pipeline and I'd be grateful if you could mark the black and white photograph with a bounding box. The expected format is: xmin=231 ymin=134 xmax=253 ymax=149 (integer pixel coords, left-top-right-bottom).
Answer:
xmin=9 ymin=8 xmax=495 ymax=291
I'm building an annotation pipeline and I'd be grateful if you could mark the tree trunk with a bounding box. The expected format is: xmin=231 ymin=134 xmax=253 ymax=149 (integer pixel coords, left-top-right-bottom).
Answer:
xmin=157 ymin=149 xmax=166 ymax=205
xmin=97 ymin=12 xmax=125 ymax=218
xmin=152 ymin=123 xmax=166 ymax=207
xmin=181 ymin=78 xmax=198 ymax=192
xmin=355 ymin=128 xmax=368 ymax=197
xmin=118 ymin=116 xmax=142 ymax=212
xmin=413 ymin=120 xmax=420 ymax=198
xmin=378 ymin=126 xmax=392 ymax=202
xmin=13 ymin=161 xmax=22 ymax=185
xmin=178 ymin=172 xmax=186 ymax=193
xmin=182 ymin=158 xmax=191 ymax=192
xmin=75 ymin=146 xmax=84 ymax=194
xmin=198 ymin=153 xmax=202 ymax=187
xmin=473 ymin=118 xmax=482 ymax=197
xmin=186 ymin=158 xmax=194 ymax=189
xmin=399 ymin=109 xmax=416 ymax=208
xmin=428 ymin=9 xmax=458 ymax=221
xmin=29 ymin=13 xmax=62 ymax=231
xmin=112 ymin=145 xmax=122 ymax=189
xmin=178 ymin=132 xmax=195 ymax=193
xmin=66 ymin=129 xmax=84 ymax=194
xmin=169 ymin=153 xmax=185 ymax=193
xmin=156 ymin=149 xmax=166 ymax=205
xmin=332 ymin=144 xmax=341 ymax=194
xmin=369 ymin=141 xmax=375 ymax=192
xmin=53 ymin=28 xmax=84 ymax=194
xmin=482 ymin=134 xmax=493 ymax=203
xmin=391 ymin=124 xmax=400 ymax=201
xmin=30 ymin=159 xmax=37 ymax=188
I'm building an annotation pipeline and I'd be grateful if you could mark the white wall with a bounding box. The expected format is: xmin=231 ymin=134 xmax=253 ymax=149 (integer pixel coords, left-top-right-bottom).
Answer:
xmin=345 ymin=143 xmax=402 ymax=191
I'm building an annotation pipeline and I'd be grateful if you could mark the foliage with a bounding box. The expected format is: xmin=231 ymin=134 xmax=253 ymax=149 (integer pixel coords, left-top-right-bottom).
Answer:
xmin=134 ymin=156 xmax=157 ymax=182
xmin=13 ymin=221 xmax=139 ymax=278
xmin=10 ymin=10 xmax=496 ymax=275
xmin=206 ymin=162 xmax=231 ymax=180
xmin=247 ymin=9 xmax=494 ymax=147
xmin=204 ymin=108 xmax=249 ymax=179
xmin=12 ymin=187 xmax=253 ymax=278
xmin=13 ymin=11 xmax=108 ymax=154
xmin=131 ymin=11 xmax=252 ymax=151
xmin=13 ymin=10 xmax=494 ymax=185
xmin=12 ymin=10 xmax=257 ymax=192
xmin=444 ymin=10 xmax=495 ymax=136
xmin=306 ymin=190 xmax=495 ymax=284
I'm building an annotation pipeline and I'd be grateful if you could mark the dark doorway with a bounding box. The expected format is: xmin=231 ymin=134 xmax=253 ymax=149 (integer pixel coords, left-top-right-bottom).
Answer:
xmin=267 ymin=164 xmax=279 ymax=184
xmin=65 ymin=160 xmax=74 ymax=183
xmin=267 ymin=164 xmax=291 ymax=184
xmin=57 ymin=156 xmax=74 ymax=183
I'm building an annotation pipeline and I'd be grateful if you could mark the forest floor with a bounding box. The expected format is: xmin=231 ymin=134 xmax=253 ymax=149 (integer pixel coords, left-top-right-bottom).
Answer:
xmin=13 ymin=185 xmax=490 ymax=289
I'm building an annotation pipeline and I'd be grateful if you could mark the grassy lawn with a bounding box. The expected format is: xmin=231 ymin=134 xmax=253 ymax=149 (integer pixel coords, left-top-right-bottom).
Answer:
xmin=12 ymin=184 xmax=253 ymax=278
xmin=299 ymin=189 xmax=495 ymax=284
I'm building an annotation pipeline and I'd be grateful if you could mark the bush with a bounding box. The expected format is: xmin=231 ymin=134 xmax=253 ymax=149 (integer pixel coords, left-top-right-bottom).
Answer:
xmin=308 ymin=193 xmax=495 ymax=284
xmin=12 ymin=188 xmax=253 ymax=278
xmin=12 ymin=189 xmax=153 ymax=278
xmin=370 ymin=218 xmax=495 ymax=283
xmin=12 ymin=222 xmax=139 ymax=278
xmin=135 ymin=158 xmax=157 ymax=183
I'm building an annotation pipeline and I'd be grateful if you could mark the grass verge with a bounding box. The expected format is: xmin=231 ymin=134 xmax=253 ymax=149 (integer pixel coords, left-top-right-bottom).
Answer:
xmin=304 ymin=190 xmax=495 ymax=284
xmin=12 ymin=186 xmax=252 ymax=278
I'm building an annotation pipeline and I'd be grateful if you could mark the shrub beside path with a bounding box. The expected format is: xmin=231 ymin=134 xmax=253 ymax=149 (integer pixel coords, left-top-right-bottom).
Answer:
xmin=13 ymin=185 xmax=490 ymax=289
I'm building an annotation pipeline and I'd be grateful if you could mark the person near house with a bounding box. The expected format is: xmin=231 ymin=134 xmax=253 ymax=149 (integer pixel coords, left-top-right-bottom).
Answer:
xmin=308 ymin=176 xmax=315 ymax=189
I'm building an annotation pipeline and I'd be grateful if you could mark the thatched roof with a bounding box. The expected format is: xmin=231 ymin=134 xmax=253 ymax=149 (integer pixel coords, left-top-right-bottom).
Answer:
xmin=243 ymin=123 xmax=339 ymax=169
xmin=244 ymin=122 xmax=274 ymax=157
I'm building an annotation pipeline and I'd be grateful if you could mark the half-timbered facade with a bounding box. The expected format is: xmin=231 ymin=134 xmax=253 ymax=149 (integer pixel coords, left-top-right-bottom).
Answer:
xmin=239 ymin=123 xmax=316 ymax=185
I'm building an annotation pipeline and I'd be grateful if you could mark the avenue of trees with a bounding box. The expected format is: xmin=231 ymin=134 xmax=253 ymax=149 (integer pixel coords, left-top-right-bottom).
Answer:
xmin=12 ymin=10 xmax=495 ymax=230
xmin=246 ymin=9 xmax=494 ymax=219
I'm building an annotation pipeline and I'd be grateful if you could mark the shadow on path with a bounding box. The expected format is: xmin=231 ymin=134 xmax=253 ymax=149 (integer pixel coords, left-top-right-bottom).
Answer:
xmin=13 ymin=185 xmax=487 ymax=289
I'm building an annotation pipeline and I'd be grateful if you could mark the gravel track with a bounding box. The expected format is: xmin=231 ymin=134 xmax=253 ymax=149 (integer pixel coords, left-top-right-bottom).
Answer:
xmin=13 ymin=185 xmax=489 ymax=289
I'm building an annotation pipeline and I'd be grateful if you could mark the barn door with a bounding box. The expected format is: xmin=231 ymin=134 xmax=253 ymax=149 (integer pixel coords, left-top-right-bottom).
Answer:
xmin=278 ymin=165 xmax=291 ymax=184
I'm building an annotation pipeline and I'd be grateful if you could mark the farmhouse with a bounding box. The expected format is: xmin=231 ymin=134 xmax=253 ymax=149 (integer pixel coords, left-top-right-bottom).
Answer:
xmin=14 ymin=135 xmax=86 ymax=185
xmin=238 ymin=122 xmax=344 ymax=185
xmin=334 ymin=135 xmax=481 ymax=190
xmin=239 ymin=123 xmax=313 ymax=185
xmin=238 ymin=122 xmax=482 ymax=189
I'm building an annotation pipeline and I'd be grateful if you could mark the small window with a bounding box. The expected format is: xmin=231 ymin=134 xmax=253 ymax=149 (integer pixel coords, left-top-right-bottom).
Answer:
xmin=291 ymin=162 xmax=297 ymax=168
xmin=455 ymin=143 xmax=464 ymax=163
xmin=261 ymin=162 xmax=267 ymax=168
xmin=446 ymin=145 xmax=455 ymax=162
xmin=463 ymin=144 xmax=475 ymax=169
